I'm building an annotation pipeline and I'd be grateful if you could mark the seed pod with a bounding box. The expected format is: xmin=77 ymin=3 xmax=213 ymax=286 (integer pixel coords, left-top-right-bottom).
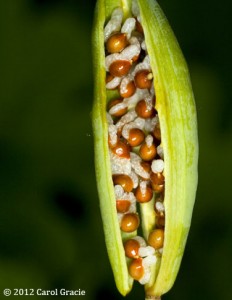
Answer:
xmin=92 ymin=0 xmax=198 ymax=299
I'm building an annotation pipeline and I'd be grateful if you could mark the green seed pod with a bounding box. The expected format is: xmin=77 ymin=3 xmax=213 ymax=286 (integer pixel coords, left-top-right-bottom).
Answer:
xmin=92 ymin=0 xmax=198 ymax=299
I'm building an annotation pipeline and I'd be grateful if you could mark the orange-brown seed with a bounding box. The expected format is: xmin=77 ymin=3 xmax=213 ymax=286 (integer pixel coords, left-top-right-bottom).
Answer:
xmin=106 ymin=73 xmax=114 ymax=84
xmin=108 ymin=98 xmax=127 ymax=117
xmin=128 ymin=128 xmax=145 ymax=147
xmin=152 ymin=183 xmax=164 ymax=193
xmin=109 ymin=60 xmax=132 ymax=77
xmin=140 ymin=161 xmax=151 ymax=173
xmin=120 ymin=213 xmax=140 ymax=232
xmin=139 ymin=143 xmax=156 ymax=161
xmin=106 ymin=33 xmax=128 ymax=53
xmin=139 ymin=161 xmax=151 ymax=180
xmin=156 ymin=216 xmax=165 ymax=228
xmin=129 ymin=258 xmax=144 ymax=280
xmin=135 ymin=100 xmax=156 ymax=119
xmin=148 ymin=229 xmax=164 ymax=249
xmin=124 ymin=239 xmax=140 ymax=258
xmin=153 ymin=124 xmax=161 ymax=140
xmin=136 ymin=19 xmax=144 ymax=34
xmin=132 ymin=54 xmax=139 ymax=62
xmin=150 ymin=172 xmax=165 ymax=186
xmin=134 ymin=70 xmax=153 ymax=89
xmin=116 ymin=200 xmax=131 ymax=213
xmin=111 ymin=141 xmax=130 ymax=159
xmin=135 ymin=185 xmax=153 ymax=203
xmin=119 ymin=81 xmax=136 ymax=98
xmin=113 ymin=174 xmax=133 ymax=192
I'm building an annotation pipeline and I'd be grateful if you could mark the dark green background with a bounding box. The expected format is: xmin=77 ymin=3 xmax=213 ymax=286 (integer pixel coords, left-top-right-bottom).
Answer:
xmin=0 ymin=0 xmax=231 ymax=299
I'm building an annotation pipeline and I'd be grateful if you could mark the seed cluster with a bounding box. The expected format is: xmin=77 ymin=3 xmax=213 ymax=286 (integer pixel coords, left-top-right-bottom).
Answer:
xmin=104 ymin=3 xmax=165 ymax=285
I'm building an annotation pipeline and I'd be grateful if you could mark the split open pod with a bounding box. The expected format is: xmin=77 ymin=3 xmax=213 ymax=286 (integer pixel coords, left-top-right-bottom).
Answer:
xmin=92 ymin=0 xmax=198 ymax=299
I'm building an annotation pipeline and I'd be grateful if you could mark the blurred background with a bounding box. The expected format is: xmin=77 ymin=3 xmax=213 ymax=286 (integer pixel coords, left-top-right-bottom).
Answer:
xmin=0 ymin=0 xmax=231 ymax=299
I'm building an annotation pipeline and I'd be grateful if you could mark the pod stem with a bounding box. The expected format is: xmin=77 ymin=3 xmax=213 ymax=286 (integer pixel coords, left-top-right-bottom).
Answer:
xmin=145 ymin=296 xmax=161 ymax=300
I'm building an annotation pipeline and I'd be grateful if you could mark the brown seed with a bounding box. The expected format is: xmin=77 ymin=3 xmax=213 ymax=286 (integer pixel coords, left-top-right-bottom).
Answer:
xmin=120 ymin=213 xmax=140 ymax=232
xmin=134 ymin=70 xmax=153 ymax=89
xmin=156 ymin=216 xmax=165 ymax=228
xmin=109 ymin=60 xmax=132 ymax=77
xmin=129 ymin=258 xmax=144 ymax=280
xmin=106 ymin=72 xmax=114 ymax=84
xmin=150 ymin=172 xmax=165 ymax=186
xmin=140 ymin=161 xmax=151 ymax=173
xmin=116 ymin=200 xmax=131 ymax=213
xmin=113 ymin=174 xmax=133 ymax=192
xmin=111 ymin=141 xmax=130 ymax=159
xmin=135 ymin=185 xmax=153 ymax=203
xmin=119 ymin=81 xmax=136 ymax=98
xmin=135 ymin=100 xmax=155 ymax=119
xmin=153 ymin=124 xmax=161 ymax=140
xmin=136 ymin=19 xmax=144 ymax=34
xmin=128 ymin=128 xmax=145 ymax=147
xmin=139 ymin=161 xmax=151 ymax=180
xmin=148 ymin=229 xmax=164 ymax=249
xmin=139 ymin=143 xmax=156 ymax=161
xmin=132 ymin=54 xmax=139 ymax=62
xmin=106 ymin=33 xmax=128 ymax=53
xmin=156 ymin=192 xmax=165 ymax=202
xmin=108 ymin=98 xmax=127 ymax=117
xmin=152 ymin=183 xmax=164 ymax=193
xmin=124 ymin=239 xmax=140 ymax=258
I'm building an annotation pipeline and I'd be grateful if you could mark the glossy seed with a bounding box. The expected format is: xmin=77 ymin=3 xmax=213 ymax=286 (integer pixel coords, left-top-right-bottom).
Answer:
xmin=152 ymin=183 xmax=164 ymax=193
xmin=106 ymin=32 xmax=128 ymax=53
xmin=150 ymin=172 xmax=165 ymax=186
xmin=111 ymin=140 xmax=130 ymax=159
xmin=128 ymin=128 xmax=145 ymax=147
xmin=120 ymin=213 xmax=140 ymax=232
xmin=134 ymin=70 xmax=153 ymax=89
xmin=135 ymin=185 xmax=153 ymax=203
xmin=124 ymin=239 xmax=140 ymax=259
xmin=116 ymin=200 xmax=131 ymax=213
xmin=135 ymin=99 xmax=156 ymax=119
xmin=109 ymin=60 xmax=132 ymax=77
xmin=139 ymin=142 xmax=156 ymax=161
xmin=119 ymin=81 xmax=136 ymax=98
xmin=148 ymin=229 xmax=164 ymax=249
xmin=108 ymin=98 xmax=127 ymax=117
xmin=140 ymin=161 xmax=151 ymax=174
xmin=113 ymin=174 xmax=134 ymax=192
xmin=129 ymin=258 xmax=144 ymax=280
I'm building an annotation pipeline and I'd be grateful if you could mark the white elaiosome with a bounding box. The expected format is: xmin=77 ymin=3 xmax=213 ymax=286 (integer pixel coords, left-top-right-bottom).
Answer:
xmin=151 ymin=159 xmax=164 ymax=173
xmin=104 ymin=7 xmax=123 ymax=41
